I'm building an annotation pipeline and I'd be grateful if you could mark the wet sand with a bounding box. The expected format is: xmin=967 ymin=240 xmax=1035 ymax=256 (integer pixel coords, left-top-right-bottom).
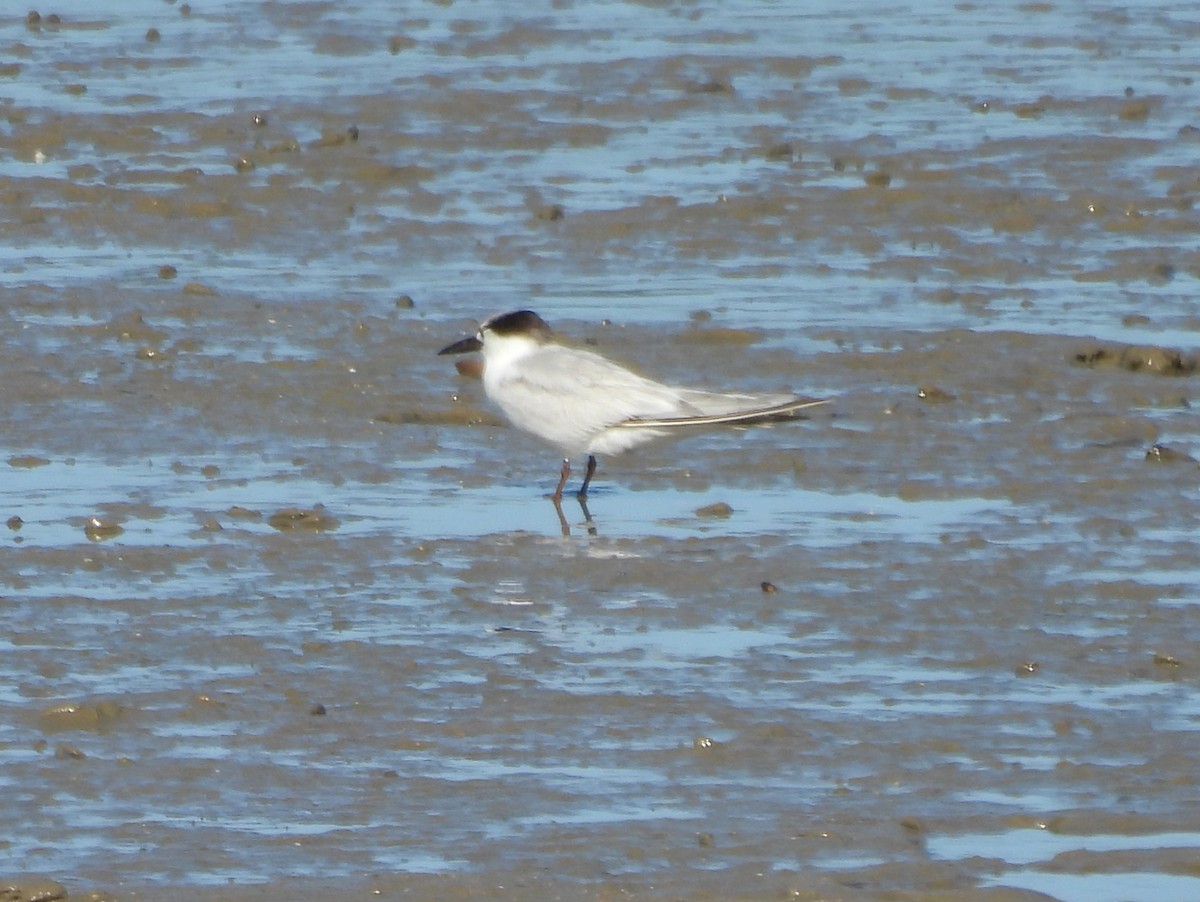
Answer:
xmin=2 ymin=2 xmax=1199 ymax=901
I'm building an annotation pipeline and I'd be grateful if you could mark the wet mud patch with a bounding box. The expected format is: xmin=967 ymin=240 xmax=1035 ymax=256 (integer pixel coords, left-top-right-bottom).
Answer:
xmin=4 ymin=302 xmax=1200 ymax=902
xmin=1072 ymin=342 xmax=1197 ymax=376
xmin=4 ymin=300 xmax=1200 ymax=900
xmin=2 ymin=1 xmax=1200 ymax=900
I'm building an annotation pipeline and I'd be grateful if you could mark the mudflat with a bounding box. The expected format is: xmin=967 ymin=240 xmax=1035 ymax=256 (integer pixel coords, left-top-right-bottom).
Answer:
xmin=2 ymin=2 xmax=1198 ymax=901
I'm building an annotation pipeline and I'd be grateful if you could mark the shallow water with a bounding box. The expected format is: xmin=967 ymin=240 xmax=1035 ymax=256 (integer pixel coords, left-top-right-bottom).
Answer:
xmin=2 ymin=2 xmax=1199 ymax=901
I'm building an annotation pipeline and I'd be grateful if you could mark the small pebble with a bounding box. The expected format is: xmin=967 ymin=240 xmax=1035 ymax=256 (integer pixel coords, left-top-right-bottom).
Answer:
xmin=268 ymin=506 xmax=339 ymax=532
xmin=1145 ymin=443 xmax=1196 ymax=464
xmin=917 ymin=385 xmax=956 ymax=403
xmin=84 ymin=516 xmax=123 ymax=541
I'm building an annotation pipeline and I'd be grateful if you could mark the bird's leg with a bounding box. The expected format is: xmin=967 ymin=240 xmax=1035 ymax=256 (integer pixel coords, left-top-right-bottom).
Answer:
xmin=576 ymin=494 xmax=597 ymax=536
xmin=552 ymin=458 xmax=570 ymax=503
xmin=577 ymin=455 xmax=597 ymax=499
xmin=551 ymin=495 xmax=570 ymax=536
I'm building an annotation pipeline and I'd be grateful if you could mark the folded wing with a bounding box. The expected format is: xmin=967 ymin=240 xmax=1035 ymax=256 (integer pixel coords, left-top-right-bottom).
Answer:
xmin=489 ymin=343 xmax=826 ymax=455
xmin=618 ymin=395 xmax=828 ymax=428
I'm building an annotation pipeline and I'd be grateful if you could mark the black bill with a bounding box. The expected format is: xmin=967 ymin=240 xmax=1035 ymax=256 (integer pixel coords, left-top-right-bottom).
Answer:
xmin=438 ymin=335 xmax=483 ymax=355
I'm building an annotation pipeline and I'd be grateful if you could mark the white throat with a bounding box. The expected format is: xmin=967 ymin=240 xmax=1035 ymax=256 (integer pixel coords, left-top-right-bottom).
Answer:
xmin=481 ymin=332 xmax=543 ymax=382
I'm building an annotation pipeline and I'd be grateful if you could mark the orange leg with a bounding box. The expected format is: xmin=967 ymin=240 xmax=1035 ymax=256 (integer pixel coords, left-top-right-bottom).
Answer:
xmin=552 ymin=458 xmax=570 ymax=503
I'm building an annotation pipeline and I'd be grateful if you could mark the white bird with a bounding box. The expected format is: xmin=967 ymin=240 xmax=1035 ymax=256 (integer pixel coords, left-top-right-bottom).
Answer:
xmin=439 ymin=310 xmax=827 ymax=501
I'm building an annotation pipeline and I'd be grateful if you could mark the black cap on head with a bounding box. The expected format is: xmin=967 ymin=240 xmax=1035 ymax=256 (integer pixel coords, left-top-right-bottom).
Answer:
xmin=482 ymin=309 xmax=552 ymax=340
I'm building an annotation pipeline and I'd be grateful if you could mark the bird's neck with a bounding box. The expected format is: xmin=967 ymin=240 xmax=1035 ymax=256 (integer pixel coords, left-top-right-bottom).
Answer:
xmin=482 ymin=335 xmax=542 ymax=379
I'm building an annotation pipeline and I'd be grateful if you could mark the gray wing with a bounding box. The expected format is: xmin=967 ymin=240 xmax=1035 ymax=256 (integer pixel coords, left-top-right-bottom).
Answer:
xmin=488 ymin=343 xmax=826 ymax=455
xmin=492 ymin=345 xmax=691 ymax=438
xmin=495 ymin=342 xmax=814 ymax=428
xmin=619 ymin=396 xmax=828 ymax=427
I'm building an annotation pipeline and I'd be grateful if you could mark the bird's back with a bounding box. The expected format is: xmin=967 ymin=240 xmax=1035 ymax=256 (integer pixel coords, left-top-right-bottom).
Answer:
xmin=483 ymin=342 xmax=807 ymax=457
xmin=483 ymin=344 xmax=679 ymax=453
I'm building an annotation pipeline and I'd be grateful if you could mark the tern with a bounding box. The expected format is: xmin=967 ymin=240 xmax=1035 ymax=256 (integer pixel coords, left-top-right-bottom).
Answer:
xmin=439 ymin=310 xmax=826 ymax=501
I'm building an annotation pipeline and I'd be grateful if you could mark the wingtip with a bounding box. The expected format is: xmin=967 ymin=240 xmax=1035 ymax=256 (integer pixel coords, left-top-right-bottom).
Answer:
xmin=619 ymin=395 xmax=829 ymax=429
